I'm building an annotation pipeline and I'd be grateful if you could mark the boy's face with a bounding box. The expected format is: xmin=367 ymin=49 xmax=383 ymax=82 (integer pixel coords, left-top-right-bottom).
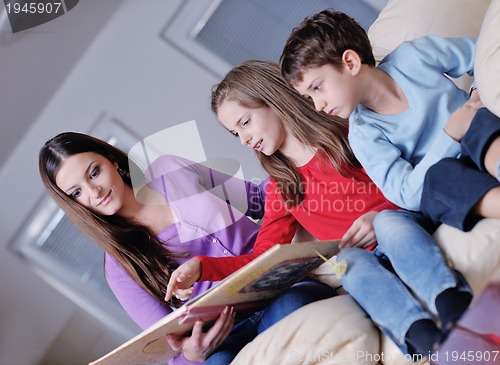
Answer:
xmin=293 ymin=64 xmax=358 ymax=119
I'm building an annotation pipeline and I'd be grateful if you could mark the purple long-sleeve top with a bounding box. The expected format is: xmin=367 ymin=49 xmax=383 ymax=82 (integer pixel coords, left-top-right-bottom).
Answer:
xmin=104 ymin=155 xmax=266 ymax=365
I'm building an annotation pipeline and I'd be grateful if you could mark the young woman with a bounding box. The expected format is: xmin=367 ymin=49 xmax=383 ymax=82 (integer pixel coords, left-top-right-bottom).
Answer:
xmin=166 ymin=60 xmax=473 ymax=357
xmin=38 ymin=132 xmax=335 ymax=365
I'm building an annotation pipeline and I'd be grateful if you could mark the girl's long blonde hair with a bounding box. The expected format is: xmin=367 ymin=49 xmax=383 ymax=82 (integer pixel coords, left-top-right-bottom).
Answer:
xmin=39 ymin=132 xmax=182 ymax=307
xmin=211 ymin=60 xmax=360 ymax=206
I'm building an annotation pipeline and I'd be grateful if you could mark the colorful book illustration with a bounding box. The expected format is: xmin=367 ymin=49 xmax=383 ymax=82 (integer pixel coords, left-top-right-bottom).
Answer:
xmin=89 ymin=239 xmax=339 ymax=365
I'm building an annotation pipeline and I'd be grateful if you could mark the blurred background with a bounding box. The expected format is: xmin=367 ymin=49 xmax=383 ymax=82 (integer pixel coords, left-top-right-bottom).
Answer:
xmin=0 ymin=1 xmax=387 ymax=364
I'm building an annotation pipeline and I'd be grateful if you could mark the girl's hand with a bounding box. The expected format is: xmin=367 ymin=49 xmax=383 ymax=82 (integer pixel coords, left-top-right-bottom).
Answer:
xmin=444 ymin=89 xmax=484 ymax=142
xmin=339 ymin=211 xmax=378 ymax=249
xmin=165 ymin=258 xmax=201 ymax=302
xmin=166 ymin=306 xmax=235 ymax=362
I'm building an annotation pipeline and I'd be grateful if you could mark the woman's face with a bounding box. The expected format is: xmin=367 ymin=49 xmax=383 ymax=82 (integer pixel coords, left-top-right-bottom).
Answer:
xmin=217 ymin=99 xmax=287 ymax=156
xmin=55 ymin=152 xmax=129 ymax=216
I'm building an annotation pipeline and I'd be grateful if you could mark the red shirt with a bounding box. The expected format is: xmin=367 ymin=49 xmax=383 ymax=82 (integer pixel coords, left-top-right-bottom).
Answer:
xmin=198 ymin=152 xmax=397 ymax=281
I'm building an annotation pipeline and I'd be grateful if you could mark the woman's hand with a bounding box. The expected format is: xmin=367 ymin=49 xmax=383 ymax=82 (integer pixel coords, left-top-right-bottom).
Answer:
xmin=444 ymin=88 xmax=484 ymax=142
xmin=339 ymin=211 xmax=378 ymax=249
xmin=165 ymin=258 xmax=202 ymax=302
xmin=166 ymin=307 xmax=236 ymax=362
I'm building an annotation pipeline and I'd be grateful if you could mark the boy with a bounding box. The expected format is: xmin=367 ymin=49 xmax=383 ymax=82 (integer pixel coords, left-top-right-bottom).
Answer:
xmin=279 ymin=9 xmax=500 ymax=356
xmin=279 ymin=9 xmax=500 ymax=232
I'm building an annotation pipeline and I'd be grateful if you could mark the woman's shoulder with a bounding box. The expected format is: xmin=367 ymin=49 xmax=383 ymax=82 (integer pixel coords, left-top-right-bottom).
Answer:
xmin=144 ymin=155 xmax=196 ymax=181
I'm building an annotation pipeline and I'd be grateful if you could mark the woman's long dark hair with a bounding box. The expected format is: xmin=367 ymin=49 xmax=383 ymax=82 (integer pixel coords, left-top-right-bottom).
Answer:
xmin=211 ymin=60 xmax=360 ymax=206
xmin=39 ymin=132 xmax=182 ymax=307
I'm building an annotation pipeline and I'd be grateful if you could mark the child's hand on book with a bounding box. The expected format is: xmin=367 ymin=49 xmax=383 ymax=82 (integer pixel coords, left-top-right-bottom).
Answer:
xmin=166 ymin=306 xmax=235 ymax=362
xmin=165 ymin=258 xmax=202 ymax=301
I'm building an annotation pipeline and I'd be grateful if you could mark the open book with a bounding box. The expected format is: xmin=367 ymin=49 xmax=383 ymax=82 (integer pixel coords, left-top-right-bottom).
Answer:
xmin=89 ymin=239 xmax=339 ymax=365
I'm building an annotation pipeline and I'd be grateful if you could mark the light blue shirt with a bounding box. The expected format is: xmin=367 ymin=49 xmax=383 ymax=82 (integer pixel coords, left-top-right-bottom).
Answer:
xmin=348 ymin=36 xmax=476 ymax=210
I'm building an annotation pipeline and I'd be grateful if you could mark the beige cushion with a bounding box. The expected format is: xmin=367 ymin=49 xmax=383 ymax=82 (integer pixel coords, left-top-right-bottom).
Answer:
xmin=368 ymin=0 xmax=491 ymax=61
xmin=435 ymin=218 xmax=500 ymax=296
xmin=380 ymin=335 xmax=429 ymax=365
xmin=230 ymin=296 xmax=379 ymax=365
xmin=368 ymin=0 xmax=491 ymax=91
xmin=475 ymin=0 xmax=500 ymax=117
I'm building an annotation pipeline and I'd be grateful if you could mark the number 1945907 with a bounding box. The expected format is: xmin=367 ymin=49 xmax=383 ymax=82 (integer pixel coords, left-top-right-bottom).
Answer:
xmin=5 ymin=2 xmax=63 ymax=14
xmin=440 ymin=350 xmax=499 ymax=362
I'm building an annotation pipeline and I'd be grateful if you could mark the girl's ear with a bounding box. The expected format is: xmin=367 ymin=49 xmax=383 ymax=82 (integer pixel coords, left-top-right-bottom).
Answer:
xmin=342 ymin=49 xmax=362 ymax=76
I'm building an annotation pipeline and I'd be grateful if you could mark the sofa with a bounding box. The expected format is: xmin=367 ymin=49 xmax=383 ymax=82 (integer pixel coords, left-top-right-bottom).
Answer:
xmin=230 ymin=0 xmax=500 ymax=364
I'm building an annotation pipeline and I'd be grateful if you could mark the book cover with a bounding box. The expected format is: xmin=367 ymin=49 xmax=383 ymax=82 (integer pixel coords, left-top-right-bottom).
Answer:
xmin=89 ymin=239 xmax=339 ymax=365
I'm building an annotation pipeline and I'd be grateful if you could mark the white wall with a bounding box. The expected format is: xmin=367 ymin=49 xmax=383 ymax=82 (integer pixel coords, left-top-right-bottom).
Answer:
xmin=0 ymin=0 xmax=123 ymax=167
xmin=0 ymin=1 xmax=264 ymax=364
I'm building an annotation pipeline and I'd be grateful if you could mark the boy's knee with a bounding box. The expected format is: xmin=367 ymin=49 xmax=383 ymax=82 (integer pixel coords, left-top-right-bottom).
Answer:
xmin=373 ymin=209 xmax=401 ymax=236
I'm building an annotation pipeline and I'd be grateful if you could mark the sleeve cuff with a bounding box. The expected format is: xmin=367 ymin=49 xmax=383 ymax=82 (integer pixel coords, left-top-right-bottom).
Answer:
xmin=196 ymin=255 xmax=253 ymax=282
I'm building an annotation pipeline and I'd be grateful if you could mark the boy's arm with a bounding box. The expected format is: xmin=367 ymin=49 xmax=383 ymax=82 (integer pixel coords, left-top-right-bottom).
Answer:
xmin=408 ymin=36 xmax=476 ymax=79
xmin=444 ymin=88 xmax=484 ymax=142
xmin=349 ymin=126 xmax=460 ymax=211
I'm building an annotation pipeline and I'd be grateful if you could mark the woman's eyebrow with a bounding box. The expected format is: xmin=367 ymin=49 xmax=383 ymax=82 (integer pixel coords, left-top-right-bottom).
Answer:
xmin=64 ymin=161 xmax=95 ymax=193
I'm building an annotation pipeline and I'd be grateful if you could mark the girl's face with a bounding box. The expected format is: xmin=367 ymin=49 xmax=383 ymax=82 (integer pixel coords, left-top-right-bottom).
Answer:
xmin=217 ymin=99 xmax=287 ymax=156
xmin=55 ymin=152 xmax=129 ymax=216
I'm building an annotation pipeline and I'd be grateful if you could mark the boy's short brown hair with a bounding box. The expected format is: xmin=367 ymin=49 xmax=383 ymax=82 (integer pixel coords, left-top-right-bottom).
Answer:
xmin=280 ymin=9 xmax=376 ymax=86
